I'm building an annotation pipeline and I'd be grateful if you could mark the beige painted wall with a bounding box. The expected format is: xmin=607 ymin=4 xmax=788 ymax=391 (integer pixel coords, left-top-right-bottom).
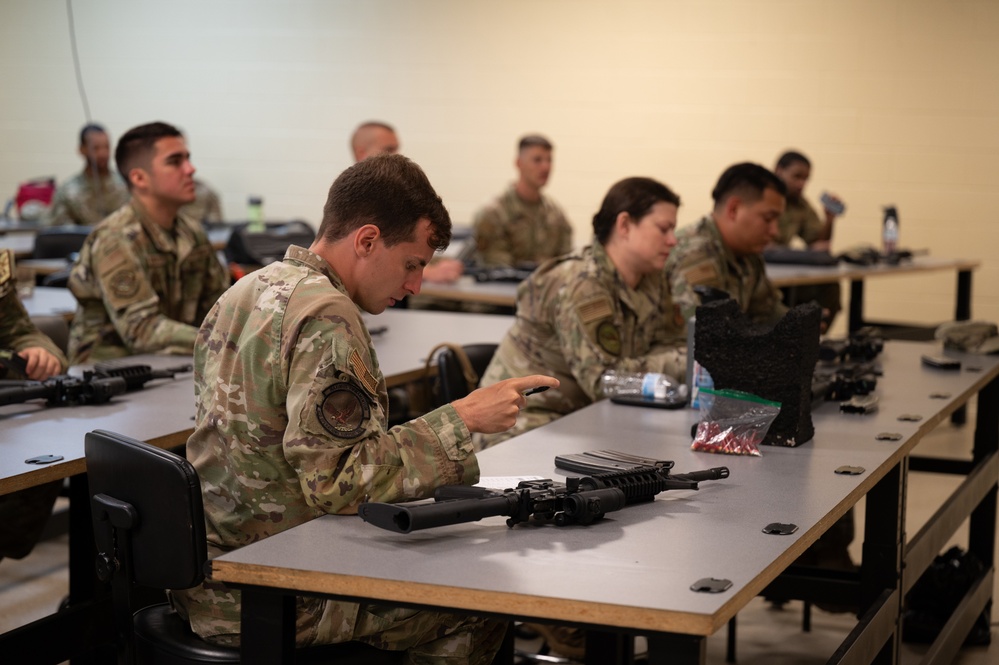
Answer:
xmin=2 ymin=0 xmax=996 ymax=330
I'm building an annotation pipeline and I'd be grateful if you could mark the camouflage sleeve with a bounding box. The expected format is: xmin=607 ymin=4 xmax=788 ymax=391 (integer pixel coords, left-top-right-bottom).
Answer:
xmin=197 ymin=252 xmax=231 ymax=322
xmin=473 ymin=206 xmax=514 ymax=267
xmin=664 ymin=240 xmax=725 ymax=321
xmin=0 ymin=292 xmax=69 ymax=370
xmin=203 ymin=189 xmax=223 ymax=224
xmin=799 ymin=203 xmax=825 ymax=246
xmin=284 ymin=315 xmax=478 ymax=515
xmin=748 ymin=272 xmax=789 ymax=325
xmin=41 ymin=187 xmax=73 ymax=227
xmin=91 ymin=234 xmax=199 ymax=354
xmin=555 ymin=209 xmax=573 ymax=256
xmin=553 ymin=280 xmax=683 ymax=401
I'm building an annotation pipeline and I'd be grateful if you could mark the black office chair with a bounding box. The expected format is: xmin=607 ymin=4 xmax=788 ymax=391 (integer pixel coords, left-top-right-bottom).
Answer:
xmin=84 ymin=430 xmax=404 ymax=664
xmin=431 ymin=343 xmax=498 ymax=407
xmin=223 ymin=220 xmax=315 ymax=266
xmin=32 ymin=225 xmax=92 ymax=259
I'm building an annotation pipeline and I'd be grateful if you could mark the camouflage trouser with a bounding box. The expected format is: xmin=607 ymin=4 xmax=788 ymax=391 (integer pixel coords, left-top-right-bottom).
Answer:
xmin=172 ymin=582 xmax=506 ymax=665
xmin=0 ymin=480 xmax=61 ymax=560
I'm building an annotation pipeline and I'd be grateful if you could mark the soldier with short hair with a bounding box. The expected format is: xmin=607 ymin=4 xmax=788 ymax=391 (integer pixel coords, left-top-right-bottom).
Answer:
xmin=473 ymin=134 xmax=573 ymax=268
xmin=773 ymin=149 xmax=843 ymax=325
xmin=67 ymin=121 xmax=229 ymax=363
xmin=665 ymin=162 xmax=789 ymax=325
xmin=43 ymin=123 xmax=130 ymax=228
xmin=477 ymin=177 xmax=686 ymax=450
xmin=170 ymin=154 xmax=557 ymax=662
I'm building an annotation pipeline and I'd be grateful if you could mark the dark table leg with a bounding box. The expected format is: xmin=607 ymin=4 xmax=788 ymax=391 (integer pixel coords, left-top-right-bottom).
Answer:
xmin=849 ymin=279 xmax=865 ymax=334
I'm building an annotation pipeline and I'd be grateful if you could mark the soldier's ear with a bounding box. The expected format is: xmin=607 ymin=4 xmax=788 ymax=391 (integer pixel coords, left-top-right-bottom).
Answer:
xmin=615 ymin=211 xmax=632 ymax=238
xmin=127 ymin=166 xmax=147 ymax=191
xmin=353 ymin=224 xmax=381 ymax=257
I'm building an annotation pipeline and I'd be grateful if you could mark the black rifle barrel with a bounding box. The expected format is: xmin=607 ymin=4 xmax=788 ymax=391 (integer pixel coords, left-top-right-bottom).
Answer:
xmin=0 ymin=381 xmax=50 ymax=406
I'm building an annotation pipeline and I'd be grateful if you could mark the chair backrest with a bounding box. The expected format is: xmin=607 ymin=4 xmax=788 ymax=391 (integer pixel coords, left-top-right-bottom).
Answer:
xmin=434 ymin=343 xmax=498 ymax=406
xmin=223 ymin=220 xmax=315 ymax=266
xmin=33 ymin=225 xmax=92 ymax=259
xmin=85 ymin=429 xmax=206 ymax=592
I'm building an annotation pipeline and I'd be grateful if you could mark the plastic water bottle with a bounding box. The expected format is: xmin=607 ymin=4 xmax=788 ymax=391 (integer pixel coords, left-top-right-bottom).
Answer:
xmin=686 ymin=314 xmax=714 ymax=409
xmin=247 ymin=196 xmax=265 ymax=232
xmin=600 ymin=370 xmax=686 ymax=401
xmin=882 ymin=206 xmax=899 ymax=256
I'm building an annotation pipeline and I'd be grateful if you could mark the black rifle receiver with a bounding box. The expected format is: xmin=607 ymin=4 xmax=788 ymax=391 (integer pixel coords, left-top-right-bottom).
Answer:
xmin=0 ymin=356 xmax=191 ymax=408
xmin=358 ymin=464 xmax=729 ymax=534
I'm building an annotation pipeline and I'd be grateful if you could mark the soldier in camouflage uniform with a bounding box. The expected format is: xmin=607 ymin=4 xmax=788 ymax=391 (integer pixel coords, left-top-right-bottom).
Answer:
xmin=473 ymin=135 xmax=572 ymax=267
xmin=0 ymin=249 xmax=68 ymax=562
xmin=169 ymin=154 xmax=557 ymax=662
xmin=478 ymin=177 xmax=687 ymax=449
xmin=773 ymin=150 xmax=842 ymax=324
xmin=67 ymin=122 xmax=230 ymax=364
xmin=42 ymin=124 xmax=130 ymax=227
xmin=665 ymin=162 xmax=789 ymax=326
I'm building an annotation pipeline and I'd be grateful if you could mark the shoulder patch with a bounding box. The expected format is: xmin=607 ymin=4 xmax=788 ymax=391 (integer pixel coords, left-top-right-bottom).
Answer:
xmin=316 ymin=382 xmax=371 ymax=439
xmin=576 ymin=295 xmax=613 ymax=324
xmin=0 ymin=251 xmax=11 ymax=286
xmin=108 ymin=268 xmax=140 ymax=299
xmin=348 ymin=348 xmax=379 ymax=395
xmin=596 ymin=321 xmax=622 ymax=355
xmin=682 ymin=262 xmax=719 ymax=285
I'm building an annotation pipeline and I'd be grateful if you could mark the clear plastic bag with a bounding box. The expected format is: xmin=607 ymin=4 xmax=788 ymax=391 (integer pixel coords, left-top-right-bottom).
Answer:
xmin=690 ymin=388 xmax=781 ymax=457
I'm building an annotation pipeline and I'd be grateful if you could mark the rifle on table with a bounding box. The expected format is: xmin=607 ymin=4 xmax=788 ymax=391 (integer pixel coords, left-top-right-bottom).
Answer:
xmin=358 ymin=462 xmax=729 ymax=534
xmin=0 ymin=353 xmax=191 ymax=408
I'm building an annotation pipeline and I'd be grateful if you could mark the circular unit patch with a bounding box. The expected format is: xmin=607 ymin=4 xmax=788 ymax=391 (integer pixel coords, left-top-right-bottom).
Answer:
xmin=596 ymin=321 xmax=621 ymax=355
xmin=316 ymin=382 xmax=370 ymax=439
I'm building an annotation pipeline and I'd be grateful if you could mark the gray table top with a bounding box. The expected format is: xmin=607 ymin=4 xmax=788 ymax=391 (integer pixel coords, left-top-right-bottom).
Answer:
xmin=21 ymin=285 xmax=77 ymax=318
xmin=0 ymin=355 xmax=197 ymax=493
xmin=211 ymin=340 xmax=999 ymax=636
xmin=365 ymin=308 xmax=513 ymax=387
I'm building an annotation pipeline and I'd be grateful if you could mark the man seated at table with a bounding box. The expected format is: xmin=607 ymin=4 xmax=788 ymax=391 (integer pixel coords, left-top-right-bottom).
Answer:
xmin=66 ymin=121 xmax=230 ymax=363
xmin=478 ymin=177 xmax=686 ymax=446
xmin=0 ymin=248 xmax=68 ymax=564
xmin=665 ymin=162 xmax=789 ymax=324
xmin=42 ymin=123 xmax=130 ymax=227
xmin=169 ymin=154 xmax=557 ymax=663
xmin=666 ymin=162 xmax=852 ymax=586
xmin=472 ymin=134 xmax=573 ymax=268
xmin=773 ymin=149 xmax=843 ymax=326
xmin=352 ymin=120 xmax=464 ymax=284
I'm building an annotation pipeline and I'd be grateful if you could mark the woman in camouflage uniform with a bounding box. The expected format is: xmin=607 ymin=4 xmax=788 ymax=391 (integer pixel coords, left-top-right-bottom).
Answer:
xmin=478 ymin=177 xmax=687 ymax=449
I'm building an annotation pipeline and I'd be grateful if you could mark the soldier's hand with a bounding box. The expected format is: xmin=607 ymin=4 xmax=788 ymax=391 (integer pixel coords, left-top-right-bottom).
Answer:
xmin=19 ymin=347 xmax=63 ymax=381
xmin=452 ymin=375 xmax=559 ymax=434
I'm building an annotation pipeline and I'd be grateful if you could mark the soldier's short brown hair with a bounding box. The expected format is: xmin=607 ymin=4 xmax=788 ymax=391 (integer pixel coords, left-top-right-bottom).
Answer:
xmin=518 ymin=134 xmax=553 ymax=152
xmin=592 ymin=177 xmax=681 ymax=245
xmin=711 ymin=162 xmax=786 ymax=209
xmin=318 ymin=154 xmax=451 ymax=251
xmin=115 ymin=121 xmax=184 ymax=189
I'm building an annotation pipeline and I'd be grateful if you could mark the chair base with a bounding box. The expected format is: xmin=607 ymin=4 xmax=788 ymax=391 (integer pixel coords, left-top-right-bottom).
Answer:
xmin=135 ymin=603 xmax=404 ymax=664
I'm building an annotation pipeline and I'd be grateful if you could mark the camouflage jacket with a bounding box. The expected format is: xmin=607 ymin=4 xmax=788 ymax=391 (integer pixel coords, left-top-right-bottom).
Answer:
xmin=0 ymin=250 xmax=68 ymax=370
xmin=473 ymin=185 xmax=572 ymax=267
xmin=171 ymin=245 xmax=479 ymax=643
xmin=665 ymin=215 xmax=787 ymax=325
xmin=42 ymin=170 xmax=129 ymax=227
xmin=67 ymin=200 xmax=229 ymax=363
xmin=181 ymin=180 xmax=223 ymax=224
xmin=478 ymin=243 xmax=686 ymax=447
xmin=776 ymin=196 xmax=823 ymax=247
